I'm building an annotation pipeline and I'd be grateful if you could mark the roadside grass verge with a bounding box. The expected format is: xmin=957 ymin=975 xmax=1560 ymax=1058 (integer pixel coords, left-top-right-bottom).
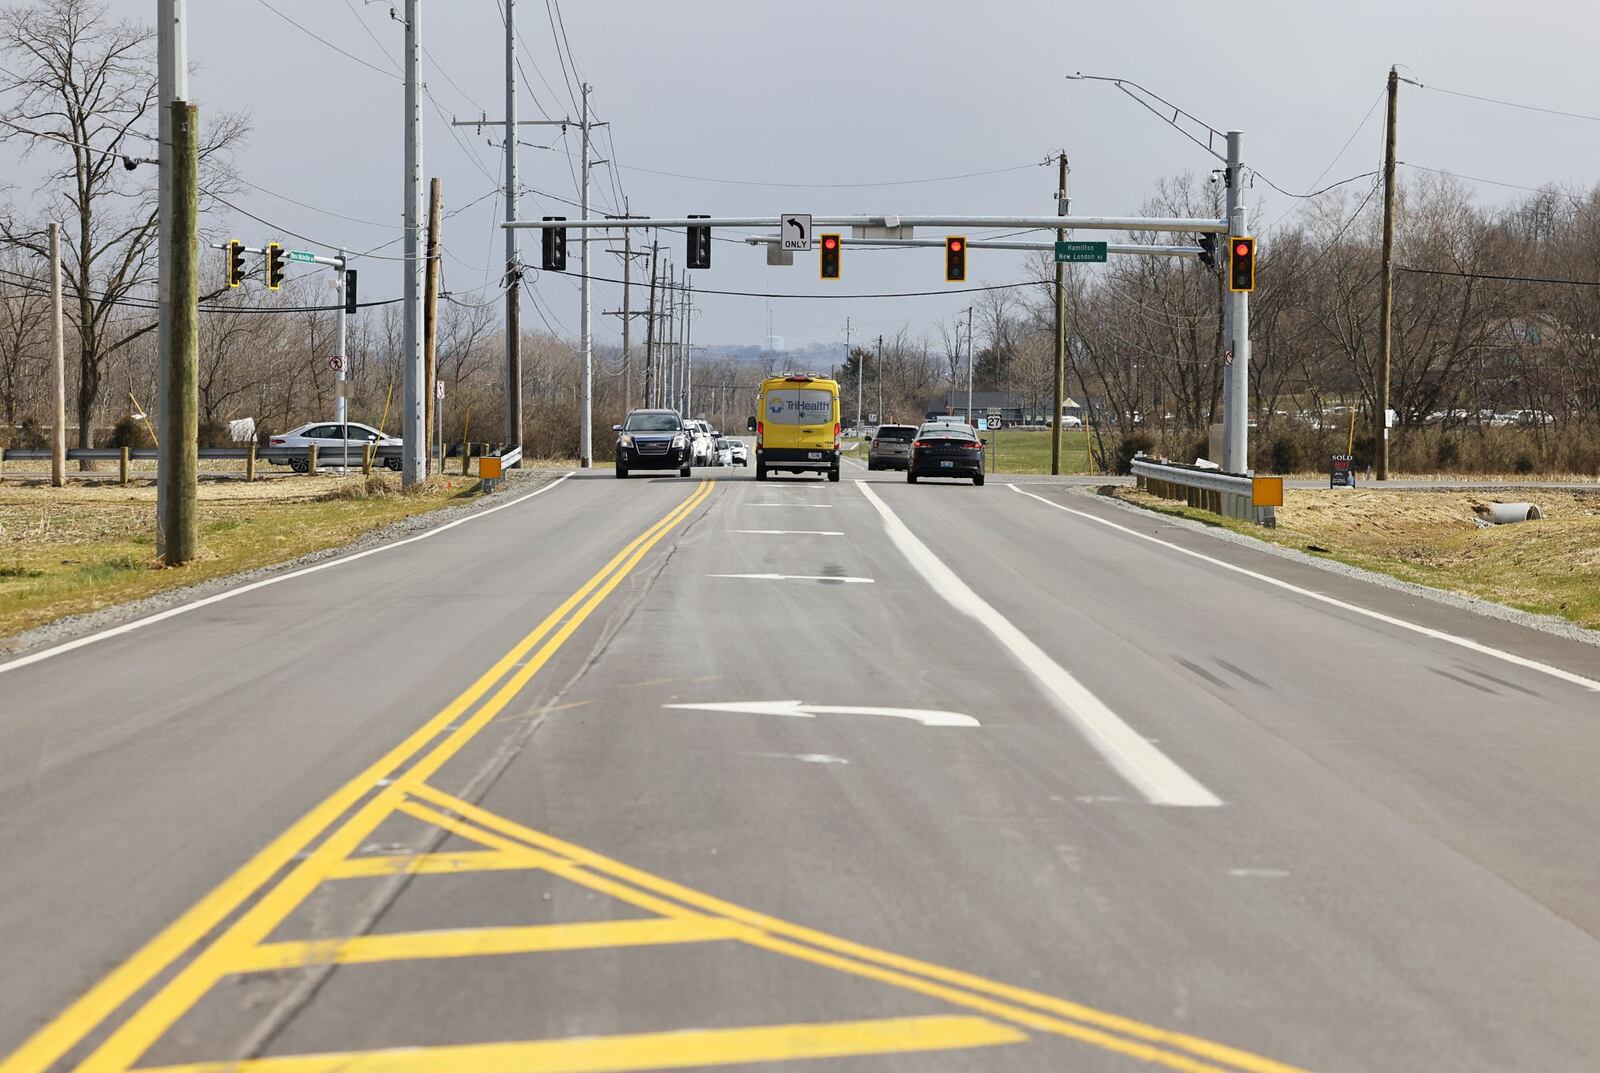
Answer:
xmin=0 ymin=474 xmax=481 ymax=639
xmin=1110 ymin=486 xmax=1600 ymax=630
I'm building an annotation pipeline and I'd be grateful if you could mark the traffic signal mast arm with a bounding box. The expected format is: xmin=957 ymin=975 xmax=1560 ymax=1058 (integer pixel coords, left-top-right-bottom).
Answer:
xmin=207 ymin=242 xmax=346 ymax=269
xmin=503 ymin=213 xmax=1228 ymax=234
xmin=743 ymin=235 xmax=1207 ymax=258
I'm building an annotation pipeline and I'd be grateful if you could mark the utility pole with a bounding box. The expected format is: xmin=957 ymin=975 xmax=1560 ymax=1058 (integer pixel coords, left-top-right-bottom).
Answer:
xmin=1376 ymin=66 xmax=1399 ymax=481
xmin=48 ymin=222 xmax=64 ymax=487
xmin=401 ymin=0 xmax=425 ymax=485
xmin=643 ymin=240 xmax=658 ymax=407
xmin=163 ymin=100 xmax=199 ymax=565
xmin=578 ymin=81 xmax=593 ymax=465
xmin=1221 ymin=130 xmax=1243 ymax=472
xmin=620 ymin=207 xmax=632 ymax=406
xmin=965 ymin=305 xmax=975 ymax=425
xmin=503 ymin=0 xmax=522 ymax=462
xmin=155 ymin=0 xmax=186 ymax=539
xmin=663 ymin=269 xmax=674 ymax=412
xmin=1052 ymin=151 xmax=1069 ymax=475
xmin=424 ymin=177 xmax=443 ymax=473
xmin=876 ymin=334 xmax=883 ymax=421
xmin=336 ymin=246 xmax=349 ymax=469
xmin=684 ymin=274 xmax=694 ymax=416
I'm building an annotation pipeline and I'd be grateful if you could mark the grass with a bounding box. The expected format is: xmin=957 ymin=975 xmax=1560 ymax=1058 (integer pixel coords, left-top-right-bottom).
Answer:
xmin=1112 ymin=485 xmax=1600 ymax=630
xmin=0 ymin=473 xmax=483 ymax=640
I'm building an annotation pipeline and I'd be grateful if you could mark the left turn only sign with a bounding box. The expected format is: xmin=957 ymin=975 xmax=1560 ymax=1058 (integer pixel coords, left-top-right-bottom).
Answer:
xmin=781 ymin=213 xmax=812 ymax=251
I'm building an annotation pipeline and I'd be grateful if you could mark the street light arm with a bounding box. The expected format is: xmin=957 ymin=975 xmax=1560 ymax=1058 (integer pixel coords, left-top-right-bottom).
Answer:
xmin=1066 ymin=73 xmax=1228 ymax=163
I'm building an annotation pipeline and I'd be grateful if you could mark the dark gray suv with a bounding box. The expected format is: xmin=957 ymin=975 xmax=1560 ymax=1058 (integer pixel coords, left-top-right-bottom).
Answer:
xmin=866 ymin=424 xmax=918 ymax=470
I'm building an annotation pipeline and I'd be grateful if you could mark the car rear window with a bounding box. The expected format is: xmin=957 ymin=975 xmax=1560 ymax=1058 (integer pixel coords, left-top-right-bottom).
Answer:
xmin=764 ymin=389 xmax=834 ymax=425
xmin=876 ymin=427 xmax=916 ymax=441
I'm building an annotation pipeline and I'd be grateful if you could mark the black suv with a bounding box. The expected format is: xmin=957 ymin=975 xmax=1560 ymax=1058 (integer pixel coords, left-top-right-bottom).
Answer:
xmin=614 ymin=410 xmax=693 ymax=478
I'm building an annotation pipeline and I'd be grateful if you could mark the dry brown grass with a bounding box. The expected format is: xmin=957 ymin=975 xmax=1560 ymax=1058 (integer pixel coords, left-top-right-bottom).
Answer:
xmin=1114 ymin=486 xmax=1600 ymax=630
xmin=0 ymin=474 xmax=481 ymax=639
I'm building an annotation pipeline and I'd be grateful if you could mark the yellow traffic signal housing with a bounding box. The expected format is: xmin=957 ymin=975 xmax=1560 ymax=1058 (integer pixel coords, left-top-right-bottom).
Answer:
xmin=226 ymin=240 xmax=245 ymax=288
xmin=1228 ymin=236 xmax=1255 ymax=292
xmin=819 ymin=234 xmax=841 ymax=280
xmin=265 ymin=242 xmax=285 ymax=290
xmin=945 ymin=235 xmax=967 ymax=282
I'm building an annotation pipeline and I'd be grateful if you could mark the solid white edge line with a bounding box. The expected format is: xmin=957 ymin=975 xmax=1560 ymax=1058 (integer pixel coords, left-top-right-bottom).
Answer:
xmin=0 ymin=472 xmax=575 ymax=677
xmin=854 ymin=480 xmax=1221 ymax=807
xmin=1007 ymin=484 xmax=1600 ymax=694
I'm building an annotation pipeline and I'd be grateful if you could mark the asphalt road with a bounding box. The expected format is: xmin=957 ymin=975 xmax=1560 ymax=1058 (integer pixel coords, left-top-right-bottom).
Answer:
xmin=2 ymin=458 xmax=1599 ymax=1073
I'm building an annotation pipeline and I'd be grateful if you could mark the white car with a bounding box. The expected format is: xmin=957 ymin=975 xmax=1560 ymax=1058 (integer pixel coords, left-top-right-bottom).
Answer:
xmin=713 ymin=438 xmax=735 ymax=466
xmin=1058 ymin=415 xmax=1084 ymax=429
xmin=689 ymin=420 xmax=717 ymax=466
xmin=268 ymin=421 xmax=402 ymax=472
xmin=728 ymin=440 xmax=748 ymax=466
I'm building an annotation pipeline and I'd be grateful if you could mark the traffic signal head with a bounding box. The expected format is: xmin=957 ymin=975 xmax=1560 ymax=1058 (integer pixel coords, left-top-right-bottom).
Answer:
xmin=819 ymin=233 xmax=840 ymax=280
xmin=265 ymin=242 xmax=284 ymax=290
xmin=541 ymin=217 xmax=567 ymax=272
xmin=945 ymin=235 xmax=967 ymax=282
xmin=1228 ymin=236 xmax=1255 ymax=292
xmin=687 ymin=214 xmax=711 ymax=270
xmin=1197 ymin=233 xmax=1216 ymax=270
xmin=343 ymin=268 xmax=358 ymax=315
xmin=226 ymin=240 xmax=245 ymax=287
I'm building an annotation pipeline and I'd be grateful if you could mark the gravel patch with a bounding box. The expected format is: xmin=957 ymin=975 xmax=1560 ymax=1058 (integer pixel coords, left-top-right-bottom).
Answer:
xmin=1071 ymin=483 xmax=1600 ymax=649
xmin=0 ymin=469 xmax=568 ymax=662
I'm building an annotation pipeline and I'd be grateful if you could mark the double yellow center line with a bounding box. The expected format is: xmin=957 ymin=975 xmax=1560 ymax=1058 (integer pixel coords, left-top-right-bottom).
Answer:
xmin=2 ymin=480 xmax=716 ymax=1073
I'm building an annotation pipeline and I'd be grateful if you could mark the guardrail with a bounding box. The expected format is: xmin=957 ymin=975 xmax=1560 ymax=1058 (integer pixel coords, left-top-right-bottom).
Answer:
xmin=0 ymin=442 xmax=516 ymax=483
xmin=1130 ymin=455 xmax=1281 ymax=527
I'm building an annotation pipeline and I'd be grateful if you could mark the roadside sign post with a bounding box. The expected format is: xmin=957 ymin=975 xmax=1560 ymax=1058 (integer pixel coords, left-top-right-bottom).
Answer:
xmin=1054 ymin=240 xmax=1108 ymax=263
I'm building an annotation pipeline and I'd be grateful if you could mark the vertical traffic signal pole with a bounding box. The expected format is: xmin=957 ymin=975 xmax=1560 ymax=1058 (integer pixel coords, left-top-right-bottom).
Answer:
xmin=1051 ymin=151 xmax=1069 ymax=475
xmin=163 ymin=101 xmax=199 ymax=566
xmin=1376 ymin=67 xmax=1399 ymax=481
xmin=1220 ymin=130 xmax=1242 ymax=472
xmin=336 ymin=247 xmax=349 ymax=471
xmin=1224 ymin=205 xmax=1251 ymax=477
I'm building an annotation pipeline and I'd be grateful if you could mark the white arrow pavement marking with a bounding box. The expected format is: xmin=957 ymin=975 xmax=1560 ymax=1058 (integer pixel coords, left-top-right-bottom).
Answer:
xmin=855 ymin=480 xmax=1221 ymax=807
xmin=708 ymin=574 xmax=874 ymax=583
xmin=1006 ymin=485 xmax=1600 ymax=695
xmin=665 ymin=700 xmax=979 ymax=727
xmin=729 ymin=530 xmax=844 ymax=536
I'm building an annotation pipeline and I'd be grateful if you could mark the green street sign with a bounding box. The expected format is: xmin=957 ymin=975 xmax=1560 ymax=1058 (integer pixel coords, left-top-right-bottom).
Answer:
xmin=1055 ymin=240 xmax=1107 ymax=263
xmin=288 ymin=250 xmax=316 ymax=264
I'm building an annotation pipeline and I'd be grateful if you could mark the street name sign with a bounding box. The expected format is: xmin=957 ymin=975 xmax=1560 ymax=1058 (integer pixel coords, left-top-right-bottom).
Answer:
xmin=1055 ymin=240 xmax=1107 ymax=263
xmin=288 ymin=250 xmax=316 ymax=264
xmin=781 ymin=214 xmax=812 ymax=251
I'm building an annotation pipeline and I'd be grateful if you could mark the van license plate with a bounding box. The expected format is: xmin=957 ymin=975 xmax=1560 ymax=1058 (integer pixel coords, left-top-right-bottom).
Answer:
xmin=807 ymin=451 xmax=822 ymax=459
xmin=940 ymin=460 xmax=954 ymax=468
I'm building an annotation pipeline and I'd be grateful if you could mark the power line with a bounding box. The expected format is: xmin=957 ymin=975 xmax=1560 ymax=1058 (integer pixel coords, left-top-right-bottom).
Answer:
xmin=1250 ymin=168 xmax=1379 ymax=201
xmin=1409 ymin=80 xmax=1600 ymax=125
xmin=613 ymin=160 xmax=1043 ymax=189
xmin=249 ymin=0 xmax=398 ymax=80
xmin=1400 ymin=162 xmax=1593 ymax=205
xmin=1397 ymin=265 xmax=1600 ymax=288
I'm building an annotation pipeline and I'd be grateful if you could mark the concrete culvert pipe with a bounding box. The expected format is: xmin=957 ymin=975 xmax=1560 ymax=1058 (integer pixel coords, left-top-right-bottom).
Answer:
xmin=1477 ymin=502 xmax=1543 ymax=524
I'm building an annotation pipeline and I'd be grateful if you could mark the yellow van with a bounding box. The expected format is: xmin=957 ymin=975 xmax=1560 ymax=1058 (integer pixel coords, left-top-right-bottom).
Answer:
xmin=750 ymin=374 xmax=842 ymax=482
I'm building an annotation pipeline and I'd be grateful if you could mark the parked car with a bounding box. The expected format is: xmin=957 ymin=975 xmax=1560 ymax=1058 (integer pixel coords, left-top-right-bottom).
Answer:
xmin=268 ymin=422 xmax=401 ymax=472
xmin=866 ymin=424 xmax=918 ymax=470
xmin=908 ymin=423 xmax=986 ymax=486
xmin=613 ymin=410 xmax=693 ymax=478
xmin=688 ymin=419 xmax=717 ymax=466
xmin=728 ymin=439 xmax=748 ymax=466
xmin=713 ymin=437 xmax=736 ymax=466
xmin=1056 ymin=414 xmax=1084 ymax=429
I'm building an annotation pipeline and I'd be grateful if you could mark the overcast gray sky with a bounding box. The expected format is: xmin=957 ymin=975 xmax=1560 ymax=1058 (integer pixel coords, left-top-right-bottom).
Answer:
xmin=130 ymin=1 xmax=1600 ymax=347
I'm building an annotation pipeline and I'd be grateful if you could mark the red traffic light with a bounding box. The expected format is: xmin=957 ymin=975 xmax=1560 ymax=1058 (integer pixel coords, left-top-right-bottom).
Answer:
xmin=823 ymin=236 xmax=837 ymax=250
xmin=950 ymin=240 xmax=964 ymax=252
xmin=1234 ymin=242 xmax=1250 ymax=257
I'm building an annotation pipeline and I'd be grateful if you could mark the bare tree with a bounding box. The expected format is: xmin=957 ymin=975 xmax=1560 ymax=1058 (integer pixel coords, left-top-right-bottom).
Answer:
xmin=0 ymin=0 xmax=247 ymax=449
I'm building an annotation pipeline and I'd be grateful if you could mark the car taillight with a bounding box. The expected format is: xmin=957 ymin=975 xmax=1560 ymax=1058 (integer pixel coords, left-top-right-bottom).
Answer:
xmin=966 ymin=441 xmax=983 ymax=449
xmin=270 ymin=438 xmax=285 ymax=445
xmin=756 ymin=421 xmax=764 ymax=444
xmin=912 ymin=440 xmax=927 ymax=448
xmin=871 ymin=439 xmax=878 ymax=447
xmin=834 ymin=422 xmax=841 ymax=437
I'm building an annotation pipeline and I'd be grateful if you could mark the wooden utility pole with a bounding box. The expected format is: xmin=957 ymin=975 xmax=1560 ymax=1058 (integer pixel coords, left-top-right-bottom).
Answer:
xmin=48 ymin=222 xmax=65 ymax=487
xmin=423 ymin=177 xmax=442 ymax=475
xmin=1051 ymin=150 xmax=1069 ymax=475
xmin=620 ymin=202 xmax=632 ymax=407
xmin=1376 ymin=66 xmax=1399 ymax=480
xmin=161 ymin=102 xmax=199 ymax=566
xmin=643 ymin=241 xmax=659 ymax=406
